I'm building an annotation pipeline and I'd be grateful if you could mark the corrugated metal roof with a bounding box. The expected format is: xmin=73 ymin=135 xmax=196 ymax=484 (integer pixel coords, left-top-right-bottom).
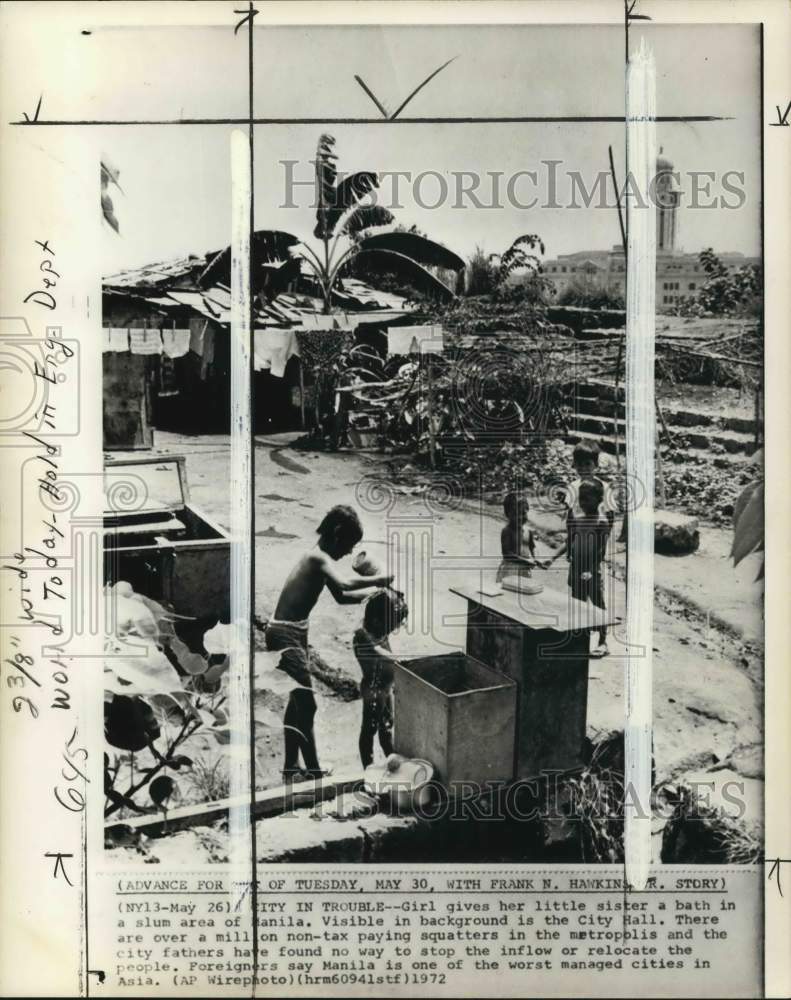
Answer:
xmin=104 ymin=251 xmax=416 ymax=332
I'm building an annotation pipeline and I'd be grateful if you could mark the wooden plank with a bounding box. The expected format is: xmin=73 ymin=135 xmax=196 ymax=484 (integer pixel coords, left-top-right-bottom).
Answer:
xmin=105 ymin=771 xmax=362 ymax=840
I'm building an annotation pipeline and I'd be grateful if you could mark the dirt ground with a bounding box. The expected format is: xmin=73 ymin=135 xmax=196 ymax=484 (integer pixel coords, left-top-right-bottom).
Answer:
xmin=151 ymin=429 xmax=763 ymax=793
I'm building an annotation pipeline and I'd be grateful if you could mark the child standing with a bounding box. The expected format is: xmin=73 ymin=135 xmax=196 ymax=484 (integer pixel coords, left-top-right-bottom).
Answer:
xmin=265 ymin=505 xmax=394 ymax=781
xmin=548 ymin=479 xmax=612 ymax=657
xmin=496 ymin=491 xmax=537 ymax=583
xmin=566 ymin=441 xmax=616 ymax=532
xmin=353 ymin=589 xmax=409 ymax=769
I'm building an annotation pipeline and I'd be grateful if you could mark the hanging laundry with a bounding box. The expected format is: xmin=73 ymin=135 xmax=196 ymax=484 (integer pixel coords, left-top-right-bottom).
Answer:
xmin=102 ymin=328 xmax=113 ymax=353
xmin=161 ymin=328 xmax=190 ymax=359
xmin=200 ymin=327 xmax=215 ymax=380
xmin=252 ymin=329 xmax=300 ymax=377
xmin=189 ymin=320 xmax=207 ymax=357
xmin=107 ymin=328 xmax=129 ymax=352
xmin=129 ymin=328 xmax=163 ymax=355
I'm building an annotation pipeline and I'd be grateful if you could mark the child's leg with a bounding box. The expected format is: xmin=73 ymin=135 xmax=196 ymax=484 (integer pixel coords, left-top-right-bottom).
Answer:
xmin=282 ymin=691 xmax=303 ymax=772
xmin=359 ymin=696 xmax=376 ymax=769
xmin=377 ymin=689 xmax=395 ymax=758
xmin=591 ymin=570 xmax=608 ymax=649
xmin=294 ymin=688 xmax=320 ymax=772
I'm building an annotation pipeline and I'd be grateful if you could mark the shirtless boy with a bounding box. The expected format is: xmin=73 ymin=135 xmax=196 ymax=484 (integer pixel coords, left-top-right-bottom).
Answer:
xmin=265 ymin=505 xmax=393 ymax=780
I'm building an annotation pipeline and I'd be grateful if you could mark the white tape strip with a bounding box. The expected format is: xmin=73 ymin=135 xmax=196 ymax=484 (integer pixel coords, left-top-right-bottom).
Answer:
xmin=624 ymin=38 xmax=656 ymax=891
xmin=229 ymin=129 xmax=253 ymax=886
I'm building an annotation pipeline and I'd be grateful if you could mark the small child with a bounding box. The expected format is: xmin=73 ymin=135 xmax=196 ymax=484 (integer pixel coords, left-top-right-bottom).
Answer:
xmin=496 ymin=491 xmax=537 ymax=583
xmin=353 ymin=589 xmax=409 ymax=769
xmin=265 ymin=505 xmax=394 ymax=781
xmin=567 ymin=441 xmax=616 ymax=532
xmin=549 ymin=479 xmax=612 ymax=657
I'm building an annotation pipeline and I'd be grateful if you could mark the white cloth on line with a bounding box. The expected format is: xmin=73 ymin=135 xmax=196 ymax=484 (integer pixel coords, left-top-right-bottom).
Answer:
xmin=253 ymin=329 xmax=300 ymax=377
xmin=107 ymin=328 xmax=129 ymax=352
xmin=189 ymin=321 xmax=206 ymax=357
xmin=161 ymin=328 xmax=190 ymax=359
xmin=200 ymin=327 xmax=215 ymax=379
xmin=129 ymin=329 xmax=163 ymax=355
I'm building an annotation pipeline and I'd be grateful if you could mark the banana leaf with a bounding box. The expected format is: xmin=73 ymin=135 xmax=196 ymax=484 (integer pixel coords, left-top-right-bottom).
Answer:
xmin=314 ymin=133 xmax=339 ymax=238
xmin=731 ymin=480 xmax=764 ymax=565
xmin=340 ymin=204 xmax=394 ymax=237
xmin=352 ymin=248 xmax=457 ymax=301
xmin=314 ymin=172 xmax=384 ymax=238
xmin=356 ymin=231 xmax=465 ymax=272
xmin=198 ymin=230 xmax=300 ymax=288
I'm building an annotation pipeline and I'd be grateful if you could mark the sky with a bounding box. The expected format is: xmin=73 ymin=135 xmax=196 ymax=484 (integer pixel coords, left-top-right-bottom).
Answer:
xmin=6 ymin=12 xmax=759 ymax=272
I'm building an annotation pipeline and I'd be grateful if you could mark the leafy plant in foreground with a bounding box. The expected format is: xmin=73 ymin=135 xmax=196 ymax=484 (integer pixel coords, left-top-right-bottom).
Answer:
xmin=103 ymin=583 xmax=232 ymax=818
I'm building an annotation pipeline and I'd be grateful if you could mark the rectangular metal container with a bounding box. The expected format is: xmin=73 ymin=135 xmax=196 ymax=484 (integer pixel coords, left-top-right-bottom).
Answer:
xmin=394 ymin=651 xmax=516 ymax=788
xmin=451 ymin=585 xmax=616 ymax=778
xmin=103 ymin=455 xmax=230 ymax=622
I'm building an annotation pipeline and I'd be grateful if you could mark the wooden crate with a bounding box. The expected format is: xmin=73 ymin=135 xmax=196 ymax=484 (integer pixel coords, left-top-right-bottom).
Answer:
xmin=394 ymin=651 xmax=516 ymax=789
xmin=103 ymin=455 xmax=230 ymax=622
xmin=451 ymin=586 xmax=616 ymax=779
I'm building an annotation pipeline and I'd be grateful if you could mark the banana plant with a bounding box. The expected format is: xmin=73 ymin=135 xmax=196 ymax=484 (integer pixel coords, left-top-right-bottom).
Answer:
xmin=297 ymin=133 xmax=395 ymax=313
xmin=297 ymin=134 xmax=466 ymax=312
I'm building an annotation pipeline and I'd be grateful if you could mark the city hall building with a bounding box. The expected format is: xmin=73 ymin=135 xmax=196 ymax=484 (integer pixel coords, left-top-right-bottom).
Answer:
xmin=543 ymin=150 xmax=759 ymax=309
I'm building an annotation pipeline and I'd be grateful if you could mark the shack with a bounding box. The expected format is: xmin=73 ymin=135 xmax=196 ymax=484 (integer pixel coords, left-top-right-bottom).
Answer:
xmin=102 ymin=238 xmax=418 ymax=449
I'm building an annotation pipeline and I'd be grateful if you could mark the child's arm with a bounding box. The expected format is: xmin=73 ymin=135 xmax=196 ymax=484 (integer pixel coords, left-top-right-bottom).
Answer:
xmin=316 ymin=553 xmax=393 ymax=603
xmin=546 ymin=541 xmax=567 ymax=565
xmin=334 ymin=586 xmax=381 ymax=605
xmin=544 ymin=511 xmax=571 ymax=567
xmin=526 ymin=529 xmax=536 ymax=558
xmin=370 ymin=641 xmax=401 ymax=666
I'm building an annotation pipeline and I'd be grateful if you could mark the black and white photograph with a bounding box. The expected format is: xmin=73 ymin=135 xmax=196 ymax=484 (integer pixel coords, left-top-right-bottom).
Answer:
xmin=1 ymin=3 xmax=787 ymax=998
xmin=98 ymin=20 xmax=763 ymax=869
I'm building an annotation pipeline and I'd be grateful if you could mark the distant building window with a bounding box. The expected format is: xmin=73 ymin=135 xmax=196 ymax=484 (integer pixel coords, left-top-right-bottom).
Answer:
xmin=562 ymin=266 xmax=567 ymax=273
xmin=689 ymin=282 xmax=696 ymax=290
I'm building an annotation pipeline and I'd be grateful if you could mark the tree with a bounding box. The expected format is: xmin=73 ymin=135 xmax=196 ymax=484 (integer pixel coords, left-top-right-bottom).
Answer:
xmin=694 ymin=248 xmax=762 ymax=317
xmin=489 ymin=234 xmax=546 ymax=288
xmin=465 ymin=235 xmax=553 ymax=303
xmin=465 ymin=245 xmax=496 ymax=295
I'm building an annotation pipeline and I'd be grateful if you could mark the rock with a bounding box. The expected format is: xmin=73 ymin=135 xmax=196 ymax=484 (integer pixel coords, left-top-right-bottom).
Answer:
xmin=661 ymin=768 xmax=763 ymax=864
xmin=665 ymin=749 xmax=719 ymax=780
xmin=654 ymin=509 xmax=700 ymax=554
xmin=710 ymin=742 xmax=763 ymax=780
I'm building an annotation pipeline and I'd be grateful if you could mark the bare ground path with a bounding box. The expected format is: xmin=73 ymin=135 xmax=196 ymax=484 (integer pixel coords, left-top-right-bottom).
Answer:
xmin=152 ymin=430 xmax=763 ymax=790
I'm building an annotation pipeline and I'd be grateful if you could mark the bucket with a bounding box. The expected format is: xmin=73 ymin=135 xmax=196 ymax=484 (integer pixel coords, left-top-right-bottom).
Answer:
xmin=363 ymin=756 xmax=434 ymax=812
xmin=353 ymin=550 xmax=381 ymax=577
